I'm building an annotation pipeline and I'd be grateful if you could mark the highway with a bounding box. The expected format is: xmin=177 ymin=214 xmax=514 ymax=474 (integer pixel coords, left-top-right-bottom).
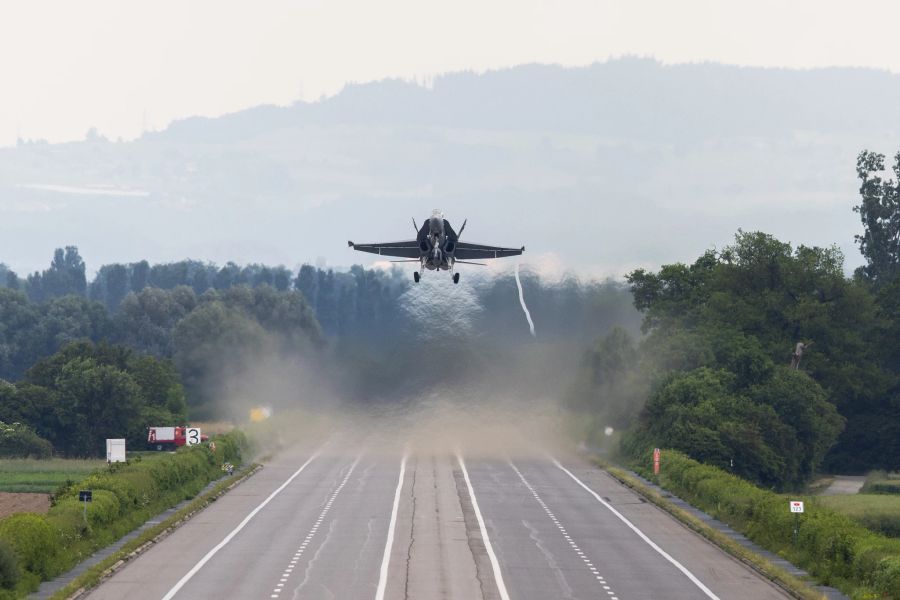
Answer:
xmin=86 ymin=435 xmax=791 ymax=600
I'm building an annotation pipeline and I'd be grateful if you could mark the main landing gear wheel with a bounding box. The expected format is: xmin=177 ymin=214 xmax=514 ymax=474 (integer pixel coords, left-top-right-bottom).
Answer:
xmin=413 ymin=272 xmax=420 ymax=283
xmin=453 ymin=273 xmax=460 ymax=284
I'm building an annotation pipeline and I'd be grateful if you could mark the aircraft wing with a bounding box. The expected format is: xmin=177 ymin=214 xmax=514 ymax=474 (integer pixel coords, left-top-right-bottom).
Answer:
xmin=454 ymin=241 xmax=525 ymax=260
xmin=348 ymin=240 xmax=421 ymax=258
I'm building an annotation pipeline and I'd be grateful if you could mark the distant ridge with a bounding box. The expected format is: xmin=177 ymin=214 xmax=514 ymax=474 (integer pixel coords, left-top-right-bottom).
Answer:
xmin=155 ymin=58 xmax=900 ymax=144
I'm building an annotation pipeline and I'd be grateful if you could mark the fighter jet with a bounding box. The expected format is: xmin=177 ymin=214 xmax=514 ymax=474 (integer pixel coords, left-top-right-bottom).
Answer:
xmin=348 ymin=209 xmax=524 ymax=284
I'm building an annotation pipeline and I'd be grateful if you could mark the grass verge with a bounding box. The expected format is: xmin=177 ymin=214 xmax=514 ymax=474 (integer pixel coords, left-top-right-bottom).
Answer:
xmin=861 ymin=471 xmax=900 ymax=495
xmin=48 ymin=463 xmax=262 ymax=600
xmin=0 ymin=460 xmax=104 ymax=494
xmin=595 ymin=458 xmax=827 ymax=600
xmin=819 ymin=495 xmax=900 ymax=538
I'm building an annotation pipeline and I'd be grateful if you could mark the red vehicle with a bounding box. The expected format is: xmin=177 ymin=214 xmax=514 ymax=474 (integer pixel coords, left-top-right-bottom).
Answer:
xmin=147 ymin=426 xmax=209 ymax=450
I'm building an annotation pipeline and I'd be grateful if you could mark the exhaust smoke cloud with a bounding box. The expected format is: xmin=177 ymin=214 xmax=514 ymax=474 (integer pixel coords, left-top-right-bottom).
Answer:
xmin=398 ymin=275 xmax=483 ymax=337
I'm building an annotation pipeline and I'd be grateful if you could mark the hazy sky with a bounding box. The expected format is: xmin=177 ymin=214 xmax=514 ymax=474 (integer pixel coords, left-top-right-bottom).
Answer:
xmin=2 ymin=0 xmax=900 ymax=146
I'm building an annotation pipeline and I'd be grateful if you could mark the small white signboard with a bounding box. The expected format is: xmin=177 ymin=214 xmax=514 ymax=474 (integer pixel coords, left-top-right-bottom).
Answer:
xmin=106 ymin=438 xmax=126 ymax=463
xmin=185 ymin=428 xmax=202 ymax=446
xmin=790 ymin=500 xmax=805 ymax=513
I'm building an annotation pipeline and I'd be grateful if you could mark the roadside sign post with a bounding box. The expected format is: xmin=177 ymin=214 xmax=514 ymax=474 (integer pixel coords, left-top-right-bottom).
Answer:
xmin=185 ymin=427 xmax=201 ymax=446
xmin=79 ymin=490 xmax=92 ymax=524
xmin=789 ymin=500 xmax=804 ymax=545
xmin=653 ymin=448 xmax=661 ymax=476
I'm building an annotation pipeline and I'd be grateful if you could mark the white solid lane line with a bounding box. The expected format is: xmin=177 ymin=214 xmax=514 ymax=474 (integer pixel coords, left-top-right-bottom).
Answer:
xmin=160 ymin=448 xmax=323 ymax=600
xmin=374 ymin=453 xmax=408 ymax=600
xmin=509 ymin=461 xmax=620 ymax=600
xmin=457 ymin=454 xmax=511 ymax=600
xmin=552 ymin=458 xmax=721 ymax=600
xmin=271 ymin=455 xmax=362 ymax=598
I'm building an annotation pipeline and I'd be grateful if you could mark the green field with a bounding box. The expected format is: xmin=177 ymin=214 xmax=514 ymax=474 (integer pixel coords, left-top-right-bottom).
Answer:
xmin=861 ymin=470 xmax=900 ymax=494
xmin=0 ymin=458 xmax=106 ymax=493
xmin=818 ymin=494 xmax=900 ymax=537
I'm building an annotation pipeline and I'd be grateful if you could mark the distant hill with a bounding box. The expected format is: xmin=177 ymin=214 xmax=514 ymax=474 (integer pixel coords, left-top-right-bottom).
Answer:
xmin=2 ymin=58 xmax=899 ymax=276
xmin=161 ymin=59 xmax=900 ymax=142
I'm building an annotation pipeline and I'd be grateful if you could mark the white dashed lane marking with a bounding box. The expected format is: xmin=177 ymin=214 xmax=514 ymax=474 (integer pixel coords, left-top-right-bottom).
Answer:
xmin=553 ymin=458 xmax=721 ymax=600
xmin=161 ymin=448 xmax=323 ymax=600
xmin=269 ymin=455 xmax=361 ymax=599
xmin=509 ymin=461 xmax=620 ymax=600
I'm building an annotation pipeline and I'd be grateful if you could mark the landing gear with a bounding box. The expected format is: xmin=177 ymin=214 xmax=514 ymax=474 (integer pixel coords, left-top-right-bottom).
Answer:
xmin=453 ymin=273 xmax=460 ymax=284
xmin=413 ymin=271 xmax=420 ymax=283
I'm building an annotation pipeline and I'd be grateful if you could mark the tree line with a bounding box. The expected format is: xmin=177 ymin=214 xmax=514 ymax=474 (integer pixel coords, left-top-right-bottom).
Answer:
xmin=0 ymin=247 xmax=639 ymax=455
xmin=0 ymin=282 xmax=325 ymax=456
xmin=569 ymin=150 xmax=900 ymax=486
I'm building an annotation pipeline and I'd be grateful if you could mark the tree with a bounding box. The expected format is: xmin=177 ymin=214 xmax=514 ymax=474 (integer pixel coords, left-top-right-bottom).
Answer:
xmin=622 ymin=230 xmax=894 ymax=476
xmin=30 ymin=296 xmax=112 ymax=363
xmin=0 ymin=289 xmax=40 ymax=379
xmin=131 ymin=260 xmax=149 ymax=292
xmin=316 ymin=270 xmax=336 ymax=333
xmin=25 ymin=247 xmax=87 ymax=302
xmin=566 ymin=328 xmax=647 ymax=444
xmin=18 ymin=342 xmax=186 ymax=455
xmin=191 ymin=267 xmax=210 ymax=294
xmin=624 ymin=367 xmax=842 ymax=489
xmin=52 ymin=357 xmax=143 ymax=456
xmin=114 ymin=286 xmax=197 ymax=356
xmin=272 ymin=267 xmax=292 ymax=291
xmin=0 ymin=421 xmax=52 ymax=458
xmin=855 ymin=150 xmax=900 ymax=286
xmin=295 ymin=264 xmax=318 ymax=307
xmin=214 ymin=262 xmax=241 ymax=290
xmin=173 ymin=300 xmax=268 ymax=416
xmin=105 ymin=264 xmax=129 ymax=311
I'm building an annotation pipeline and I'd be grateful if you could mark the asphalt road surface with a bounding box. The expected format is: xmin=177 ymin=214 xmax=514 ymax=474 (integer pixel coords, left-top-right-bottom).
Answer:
xmin=86 ymin=435 xmax=791 ymax=600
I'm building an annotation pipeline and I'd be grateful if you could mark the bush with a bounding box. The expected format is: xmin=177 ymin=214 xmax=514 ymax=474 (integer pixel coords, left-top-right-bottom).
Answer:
xmin=0 ymin=429 xmax=249 ymax=596
xmin=0 ymin=540 xmax=19 ymax=590
xmin=631 ymin=447 xmax=900 ymax=598
xmin=862 ymin=472 xmax=900 ymax=495
xmin=867 ymin=482 xmax=900 ymax=495
xmin=0 ymin=514 xmax=57 ymax=578
xmin=623 ymin=367 xmax=843 ymax=490
xmin=0 ymin=423 xmax=52 ymax=459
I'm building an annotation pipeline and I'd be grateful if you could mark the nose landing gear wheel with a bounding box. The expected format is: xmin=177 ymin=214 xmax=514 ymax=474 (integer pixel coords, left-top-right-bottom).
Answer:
xmin=453 ymin=273 xmax=460 ymax=284
xmin=413 ymin=271 xmax=420 ymax=283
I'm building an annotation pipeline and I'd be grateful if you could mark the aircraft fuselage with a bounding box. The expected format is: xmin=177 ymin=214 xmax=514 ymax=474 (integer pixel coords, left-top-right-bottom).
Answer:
xmin=418 ymin=212 xmax=457 ymax=271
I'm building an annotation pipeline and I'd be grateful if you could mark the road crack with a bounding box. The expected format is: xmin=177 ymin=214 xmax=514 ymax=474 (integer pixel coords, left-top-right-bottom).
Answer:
xmin=454 ymin=466 xmax=490 ymax=600
xmin=404 ymin=457 xmax=418 ymax=600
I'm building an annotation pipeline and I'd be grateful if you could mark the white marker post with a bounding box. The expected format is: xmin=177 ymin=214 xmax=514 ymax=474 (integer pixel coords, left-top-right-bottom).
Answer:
xmin=789 ymin=500 xmax=804 ymax=545
xmin=653 ymin=448 xmax=661 ymax=476
xmin=106 ymin=438 xmax=126 ymax=463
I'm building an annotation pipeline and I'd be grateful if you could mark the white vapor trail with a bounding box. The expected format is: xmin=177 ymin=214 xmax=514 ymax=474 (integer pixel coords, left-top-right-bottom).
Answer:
xmin=514 ymin=262 xmax=536 ymax=337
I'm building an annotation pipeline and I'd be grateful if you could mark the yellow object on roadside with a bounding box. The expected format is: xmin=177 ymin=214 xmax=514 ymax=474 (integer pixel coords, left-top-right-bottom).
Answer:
xmin=249 ymin=407 xmax=272 ymax=422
